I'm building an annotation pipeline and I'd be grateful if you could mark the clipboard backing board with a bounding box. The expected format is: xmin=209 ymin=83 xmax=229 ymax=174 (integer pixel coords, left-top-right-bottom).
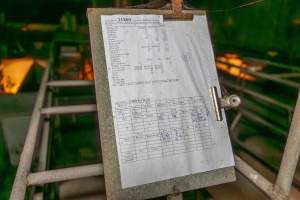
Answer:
xmin=87 ymin=8 xmax=235 ymax=200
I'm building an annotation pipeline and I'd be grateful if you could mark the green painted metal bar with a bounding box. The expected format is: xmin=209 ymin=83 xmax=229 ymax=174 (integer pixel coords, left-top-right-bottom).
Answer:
xmin=218 ymin=61 xmax=300 ymax=89
xmin=223 ymin=81 xmax=293 ymax=111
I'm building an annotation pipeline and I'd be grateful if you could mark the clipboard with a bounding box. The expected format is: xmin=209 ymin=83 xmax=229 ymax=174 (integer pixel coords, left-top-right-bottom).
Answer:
xmin=87 ymin=4 xmax=235 ymax=200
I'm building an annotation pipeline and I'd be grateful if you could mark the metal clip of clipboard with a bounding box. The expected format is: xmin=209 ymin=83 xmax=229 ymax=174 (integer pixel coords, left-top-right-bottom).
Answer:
xmin=210 ymin=86 xmax=241 ymax=121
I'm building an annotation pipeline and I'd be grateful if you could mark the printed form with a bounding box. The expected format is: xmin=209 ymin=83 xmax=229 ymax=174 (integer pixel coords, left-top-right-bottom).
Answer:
xmin=101 ymin=15 xmax=234 ymax=188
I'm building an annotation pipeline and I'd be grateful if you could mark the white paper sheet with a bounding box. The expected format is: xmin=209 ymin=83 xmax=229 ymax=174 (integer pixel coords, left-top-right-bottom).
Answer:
xmin=101 ymin=14 xmax=235 ymax=188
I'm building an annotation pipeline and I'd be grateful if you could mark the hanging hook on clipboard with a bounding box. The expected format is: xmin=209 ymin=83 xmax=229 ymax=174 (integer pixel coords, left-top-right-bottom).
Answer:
xmin=163 ymin=0 xmax=194 ymax=20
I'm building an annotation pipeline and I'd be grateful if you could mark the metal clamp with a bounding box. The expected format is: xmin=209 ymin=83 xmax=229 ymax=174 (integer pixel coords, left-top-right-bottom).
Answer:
xmin=220 ymin=94 xmax=241 ymax=109
xmin=210 ymin=86 xmax=242 ymax=121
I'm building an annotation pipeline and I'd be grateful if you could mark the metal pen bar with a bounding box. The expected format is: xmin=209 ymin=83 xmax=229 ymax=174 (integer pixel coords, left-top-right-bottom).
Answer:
xmin=41 ymin=104 xmax=97 ymax=115
xmin=276 ymin=92 xmax=300 ymax=196
xmin=235 ymin=155 xmax=288 ymax=200
xmin=27 ymin=164 xmax=104 ymax=186
xmin=47 ymin=80 xmax=94 ymax=88
xmin=10 ymin=67 xmax=49 ymax=200
xmin=209 ymin=86 xmax=222 ymax=121
xmin=223 ymin=81 xmax=293 ymax=111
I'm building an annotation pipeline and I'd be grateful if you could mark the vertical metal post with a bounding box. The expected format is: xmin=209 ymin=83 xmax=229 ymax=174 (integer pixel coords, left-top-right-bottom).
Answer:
xmin=275 ymin=91 xmax=300 ymax=197
xmin=9 ymin=68 xmax=49 ymax=200
xmin=37 ymin=92 xmax=52 ymax=172
xmin=30 ymin=93 xmax=52 ymax=200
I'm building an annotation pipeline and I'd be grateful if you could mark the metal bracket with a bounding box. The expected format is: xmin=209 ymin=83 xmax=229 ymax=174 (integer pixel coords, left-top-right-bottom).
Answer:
xmin=210 ymin=86 xmax=242 ymax=121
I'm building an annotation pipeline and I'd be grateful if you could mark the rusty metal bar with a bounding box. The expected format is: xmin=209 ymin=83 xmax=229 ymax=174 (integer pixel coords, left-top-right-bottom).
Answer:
xmin=275 ymin=92 xmax=300 ymax=196
xmin=235 ymin=155 xmax=288 ymax=200
xmin=47 ymin=80 xmax=94 ymax=88
xmin=27 ymin=164 xmax=104 ymax=186
xmin=10 ymin=67 xmax=49 ymax=200
xmin=41 ymin=104 xmax=97 ymax=115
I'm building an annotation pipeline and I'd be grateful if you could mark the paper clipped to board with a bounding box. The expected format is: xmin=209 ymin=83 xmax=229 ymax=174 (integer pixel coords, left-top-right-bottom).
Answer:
xmin=101 ymin=14 xmax=235 ymax=188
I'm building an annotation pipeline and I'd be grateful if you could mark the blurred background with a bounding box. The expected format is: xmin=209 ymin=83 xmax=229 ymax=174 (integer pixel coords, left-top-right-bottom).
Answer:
xmin=1 ymin=0 xmax=300 ymax=199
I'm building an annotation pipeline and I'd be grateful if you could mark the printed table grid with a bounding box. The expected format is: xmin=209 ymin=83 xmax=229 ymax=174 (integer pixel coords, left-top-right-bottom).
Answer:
xmin=115 ymin=96 xmax=215 ymax=163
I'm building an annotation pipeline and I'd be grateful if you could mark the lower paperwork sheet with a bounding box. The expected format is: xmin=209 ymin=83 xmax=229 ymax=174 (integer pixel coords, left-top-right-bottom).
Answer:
xmin=101 ymin=14 xmax=235 ymax=188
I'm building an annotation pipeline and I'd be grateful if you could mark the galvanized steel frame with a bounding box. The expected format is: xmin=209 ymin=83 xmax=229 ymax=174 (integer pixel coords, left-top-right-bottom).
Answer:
xmin=9 ymin=25 xmax=300 ymax=200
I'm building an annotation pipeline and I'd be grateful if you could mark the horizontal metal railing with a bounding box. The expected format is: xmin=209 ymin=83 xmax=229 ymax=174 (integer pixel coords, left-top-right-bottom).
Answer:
xmin=27 ymin=164 xmax=104 ymax=186
xmin=41 ymin=104 xmax=97 ymax=115
xmin=9 ymin=68 xmax=100 ymax=199
xmin=47 ymin=80 xmax=94 ymax=88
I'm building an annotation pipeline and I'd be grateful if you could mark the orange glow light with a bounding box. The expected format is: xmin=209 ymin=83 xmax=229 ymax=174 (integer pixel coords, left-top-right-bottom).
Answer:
xmin=79 ymin=59 xmax=94 ymax=80
xmin=0 ymin=57 xmax=34 ymax=94
xmin=216 ymin=53 xmax=256 ymax=81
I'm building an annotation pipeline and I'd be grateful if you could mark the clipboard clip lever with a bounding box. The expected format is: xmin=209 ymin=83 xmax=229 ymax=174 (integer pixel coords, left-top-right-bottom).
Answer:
xmin=210 ymin=86 xmax=241 ymax=121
